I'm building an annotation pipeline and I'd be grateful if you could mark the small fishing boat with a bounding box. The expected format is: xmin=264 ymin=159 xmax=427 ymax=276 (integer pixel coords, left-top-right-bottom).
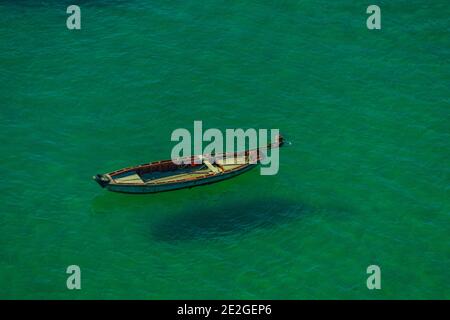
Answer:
xmin=93 ymin=135 xmax=284 ymax=194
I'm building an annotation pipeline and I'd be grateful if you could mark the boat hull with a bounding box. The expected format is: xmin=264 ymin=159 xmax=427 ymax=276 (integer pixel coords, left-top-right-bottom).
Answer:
xmin=105 ymin=164 xmax=257 ymax=194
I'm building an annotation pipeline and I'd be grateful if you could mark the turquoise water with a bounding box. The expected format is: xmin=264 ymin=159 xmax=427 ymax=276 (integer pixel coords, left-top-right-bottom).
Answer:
xmin=0 ymin=1 xmax=449 ymax=299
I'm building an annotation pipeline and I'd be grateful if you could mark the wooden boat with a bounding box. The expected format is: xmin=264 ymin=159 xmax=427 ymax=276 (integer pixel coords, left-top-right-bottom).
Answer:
xmin=93 ymin=135 xmax=284 ymax=194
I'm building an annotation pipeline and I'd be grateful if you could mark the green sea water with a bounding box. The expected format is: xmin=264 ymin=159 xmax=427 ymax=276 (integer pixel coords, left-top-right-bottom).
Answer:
xmin=0 ymin=1 xmax=449 ymax=299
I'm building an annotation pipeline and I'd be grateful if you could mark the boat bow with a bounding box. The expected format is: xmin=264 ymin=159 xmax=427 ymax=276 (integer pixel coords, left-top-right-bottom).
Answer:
xmin=93 ymin=174 xmax=111 ymax=188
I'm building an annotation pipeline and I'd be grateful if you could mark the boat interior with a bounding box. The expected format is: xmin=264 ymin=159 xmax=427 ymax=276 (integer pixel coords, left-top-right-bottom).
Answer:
xmin=110 ymin=155 xmax=249 ymax=184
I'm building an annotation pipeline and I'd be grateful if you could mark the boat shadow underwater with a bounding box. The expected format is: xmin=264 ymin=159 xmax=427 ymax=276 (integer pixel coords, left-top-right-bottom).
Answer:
xmin=150 ymin=198 xmax=311 ymax=242
xmin=92 ymin=187 xmax=354 ymax=242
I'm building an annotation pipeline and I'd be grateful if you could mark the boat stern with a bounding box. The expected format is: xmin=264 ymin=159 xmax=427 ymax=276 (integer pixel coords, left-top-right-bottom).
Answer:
xmin=93 ymin=174 xmax=111 ymax=188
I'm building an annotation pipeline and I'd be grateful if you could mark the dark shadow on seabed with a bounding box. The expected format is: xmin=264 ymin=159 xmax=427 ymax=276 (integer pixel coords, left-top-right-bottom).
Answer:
xmin=92 ymin=188 xmax=355 ymax=242
xmin=91 ymin=189 xmax=310 ymax=241
xmin=150 ymin=198 xmax=310 ymax=242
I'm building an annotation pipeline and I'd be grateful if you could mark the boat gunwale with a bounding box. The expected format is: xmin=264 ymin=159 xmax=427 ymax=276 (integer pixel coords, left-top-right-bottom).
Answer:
xmin=105 ymin=164 xmax=258 ymax=194
xmin=108 ymin=162 xmax=254 ymax=186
